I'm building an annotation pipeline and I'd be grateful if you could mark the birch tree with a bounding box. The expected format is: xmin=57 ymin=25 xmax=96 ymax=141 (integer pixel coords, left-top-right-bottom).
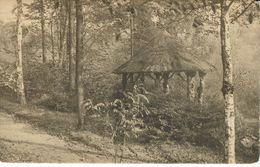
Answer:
xmin=219 ymin=0 xmax=235 ymax=163
xmin=16 ymin=0 xmax=27 ymax=105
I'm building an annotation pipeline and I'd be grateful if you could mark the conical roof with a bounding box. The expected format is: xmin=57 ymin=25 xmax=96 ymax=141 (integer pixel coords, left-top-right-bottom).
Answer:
xmin=113 ymin=29 xmax=214 ymax=74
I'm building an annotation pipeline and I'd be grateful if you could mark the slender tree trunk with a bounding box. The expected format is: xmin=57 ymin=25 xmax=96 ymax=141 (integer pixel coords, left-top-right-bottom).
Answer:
xmin=56 ymin=12 xmax=60 ymax=66
xmin=58 ymin=0 xmax=63 ymax=67
xmin=130 ymin=0 xmax=134 ymax=58
xmin=75 ymin=0 xmax=84 ymax=129
xmin=221 ymin=1 xmax=235 ymax=163
xmin=50 ymin=17 xmax=55 ymax=65
xmin=67 ymin=0 xmax=75 ymax=89
xmin=16 ymin=0 xmax=27 ymax=106
xmin=58 ymin=0 xmax=68 ymax=68
xmin=40 ymin=0 xmax=46 ymax=63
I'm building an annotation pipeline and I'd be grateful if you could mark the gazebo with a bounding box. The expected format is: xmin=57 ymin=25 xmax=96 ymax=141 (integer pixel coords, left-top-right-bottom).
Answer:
xmin=113 ymin=30 xmax=215 ymax=104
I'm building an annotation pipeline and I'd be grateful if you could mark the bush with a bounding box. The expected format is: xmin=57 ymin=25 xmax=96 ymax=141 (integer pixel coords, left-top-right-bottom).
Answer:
xmin=137 ymin=92 xmax=225 ymax=149
xmin=23 ymin=63 xmax=73 ymax=112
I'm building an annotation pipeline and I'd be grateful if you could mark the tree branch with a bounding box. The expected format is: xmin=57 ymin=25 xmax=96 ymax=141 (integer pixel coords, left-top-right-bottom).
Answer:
xmin=231 ymin=0 xmax=255 ymax=23
xmin=227 ymin=0 xmax=236 ymax=10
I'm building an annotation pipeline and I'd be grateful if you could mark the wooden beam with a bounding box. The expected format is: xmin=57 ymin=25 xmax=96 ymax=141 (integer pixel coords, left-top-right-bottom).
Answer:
xmin=122 ymin=73 xmax=128 ymax=90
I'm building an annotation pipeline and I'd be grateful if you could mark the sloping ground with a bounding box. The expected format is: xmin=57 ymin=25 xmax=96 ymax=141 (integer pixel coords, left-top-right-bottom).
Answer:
xmin=0 ymin=98 xmax=223 ymax=163
xmin=0 ymin=112 xmax=118 ymax=163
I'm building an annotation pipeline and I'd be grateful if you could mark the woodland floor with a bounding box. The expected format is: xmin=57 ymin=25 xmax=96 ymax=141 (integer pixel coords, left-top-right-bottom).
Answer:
xmin=0 ymin=98 xmax=252 ymax=163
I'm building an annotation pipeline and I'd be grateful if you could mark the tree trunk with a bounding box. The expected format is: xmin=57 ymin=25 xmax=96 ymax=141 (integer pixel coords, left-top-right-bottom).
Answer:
xmin=67 ymin=0 xmax=75 ymax=90
xmin=221 ymin=1 xmax=235 ymax=163
xmin=16 ymin=0 xmax=27 ymax=106
xmin=186 ymin=71 xmax=196 ymax=101
xmin=40 ymin=0 xmax=46 ymax=63
xmin=50 ymin=16 xmax=55 ymax=65
xmin=58 ymin=0 xmax=64 ymax=67
xmin=75 ymin=0 xmax=84 ymax=129
xmin=56 ymin=12 xmax=60 ymax=66
xmin=130 ymin=0 xmax=134 ymax=58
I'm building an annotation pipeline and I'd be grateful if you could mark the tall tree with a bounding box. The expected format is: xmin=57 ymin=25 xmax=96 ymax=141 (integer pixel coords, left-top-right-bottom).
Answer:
xmin=16 ymin=0 xmax=27 ymax=105
xmin=40 ymin=0 xmax=46 ymax=63
xmin=75 ymin=0 xmax=84 ymax=128
xmin=50 ymin=11 xmax=55 ymax=64
xmin=58 ymin=0 xmax=68 ymax=68
xmin=67 ymin=0 xmax=75 ymax=90
xmin=220 ymin=0 xmax=235 ymax=163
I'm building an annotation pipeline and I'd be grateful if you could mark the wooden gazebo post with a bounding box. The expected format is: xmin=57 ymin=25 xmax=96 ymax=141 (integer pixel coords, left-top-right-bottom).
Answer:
xmin=154 ymin=72 xmax=161 ymax=88
xmin=197 ymin=71 xmax=206 ymax=107
xmin=140 ymin=73 xmax=145 ymax=84
xmin=186 ymin=71 xmax=197 ymax=101
xmin=122 ymin=73 xmax=128 ymax=90
xmin=162 ymin=72 xmax=170 ymax=94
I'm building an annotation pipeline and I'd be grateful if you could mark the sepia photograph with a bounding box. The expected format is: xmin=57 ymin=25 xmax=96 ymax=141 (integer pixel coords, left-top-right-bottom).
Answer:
xmin=0 ymin=0 xmax=259 ymax=164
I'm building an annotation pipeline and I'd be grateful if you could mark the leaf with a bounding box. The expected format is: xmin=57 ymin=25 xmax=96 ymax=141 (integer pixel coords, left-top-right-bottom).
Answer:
xmin=136 ymin=94 xmax=149 ymax=104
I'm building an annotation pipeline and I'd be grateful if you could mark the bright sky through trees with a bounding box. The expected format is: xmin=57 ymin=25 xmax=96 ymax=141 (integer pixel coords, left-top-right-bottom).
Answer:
xmin=0 ymin=0 xmax=32 ymax=22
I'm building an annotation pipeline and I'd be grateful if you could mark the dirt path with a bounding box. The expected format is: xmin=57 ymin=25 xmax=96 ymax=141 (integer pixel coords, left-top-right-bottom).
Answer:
xmin=0 ymin=112 xmax=120 ymax=163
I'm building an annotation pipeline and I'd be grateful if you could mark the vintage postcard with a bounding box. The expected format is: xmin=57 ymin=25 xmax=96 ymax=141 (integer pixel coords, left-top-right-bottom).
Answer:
xmin=0 ymin=0 xmax=259 ymax=164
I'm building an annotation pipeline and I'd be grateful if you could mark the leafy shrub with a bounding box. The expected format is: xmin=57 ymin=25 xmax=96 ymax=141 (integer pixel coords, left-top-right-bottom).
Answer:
xmin=82 ymin=88 xmax=151 ymax=162
xmin=23 ymin=63 xmax=72 ymax=112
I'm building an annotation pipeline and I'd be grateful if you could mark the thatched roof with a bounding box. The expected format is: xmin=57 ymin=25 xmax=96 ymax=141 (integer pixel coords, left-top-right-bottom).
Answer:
xmin=113 ymin=29 xmax=215 ymax=74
